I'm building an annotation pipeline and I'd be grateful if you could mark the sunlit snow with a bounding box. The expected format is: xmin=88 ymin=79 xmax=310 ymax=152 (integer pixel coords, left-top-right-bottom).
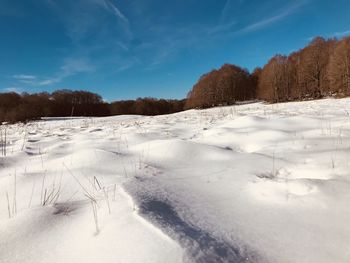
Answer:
xmin=1 ymin=98 xmax=350 ymax=263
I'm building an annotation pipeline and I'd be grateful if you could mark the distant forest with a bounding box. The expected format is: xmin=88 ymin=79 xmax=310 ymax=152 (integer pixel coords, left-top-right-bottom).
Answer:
xmin=1 ymin=36 xmax=349 ymax=122
xmin=186 ymin=36 xmax=350 ymax=108
xmin=0 ymin=90 xmax=186 ymax=122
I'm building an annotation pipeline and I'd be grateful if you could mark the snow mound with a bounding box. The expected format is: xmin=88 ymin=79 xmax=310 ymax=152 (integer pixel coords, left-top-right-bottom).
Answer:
xmin=1 ymin=98 xmax=350 ymax=262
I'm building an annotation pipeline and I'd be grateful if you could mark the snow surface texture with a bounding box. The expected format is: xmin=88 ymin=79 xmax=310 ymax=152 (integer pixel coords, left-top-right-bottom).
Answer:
xmin=1 ymin=98 xmax=350 ymax=263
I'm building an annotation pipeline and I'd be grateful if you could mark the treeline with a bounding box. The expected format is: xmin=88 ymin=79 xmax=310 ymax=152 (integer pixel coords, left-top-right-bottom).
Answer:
xmin=185 ymin=64 xmax=257 ymax=108
xmin=0 ymin=90 xmax=185 ymax=123
xmin=0 ymin=90 xmax=109 ymax=122
xmin=186 ymin=36 xmax=350 ymax=108
xmin=110 ymin=98 xmax=185 ymax=116
xmin=1 ymin=36 xmax=349 ymax=122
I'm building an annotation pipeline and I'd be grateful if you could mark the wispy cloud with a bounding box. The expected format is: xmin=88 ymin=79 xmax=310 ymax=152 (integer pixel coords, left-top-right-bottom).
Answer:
xmin=114 ymin=57 xmax=140 ymax=72
xmin=41 ymin=57 xmax=95 ymax=85
xmin=45 ymin=0 xmax=131 ymax=43
xmin=13 ymin=75 xmax=37 ymax=81
xmin=207 ymin=21 xmax=237 ymax=35
xmin=136 ymin=0 xmax=310 ymax=68
xmin=60 ymin=57 xmax=95 ymax=76
xmin=333 ymin=30 xmax=350 ymax=37
xmin=103 ymin=0 xmax=129 ymax=24
xmin=2 ymin=87 xmax=23 ymax=93
xmin=308 ymin=29 xmax=350 ymax=41
xmin=42 ymin=0 xmax=133 ymax=79
xmin=220 ymin=0 xmax=232 ymax=23
xmin=239 ymin=0 xmax=307 ymax=34
xmin=0 ymin=1 xmax=24 ymax=17
xmin=12 ymin=57 xmax=95 ymax=86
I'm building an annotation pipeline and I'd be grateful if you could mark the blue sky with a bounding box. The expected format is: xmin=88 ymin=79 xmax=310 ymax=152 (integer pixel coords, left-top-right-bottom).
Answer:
xmin=0 ymin=0 xmax=350 ymax=101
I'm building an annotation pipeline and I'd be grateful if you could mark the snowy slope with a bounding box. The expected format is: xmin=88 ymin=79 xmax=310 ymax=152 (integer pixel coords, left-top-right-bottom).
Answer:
xmin=1 ymin=98 xmax=350 ymax=263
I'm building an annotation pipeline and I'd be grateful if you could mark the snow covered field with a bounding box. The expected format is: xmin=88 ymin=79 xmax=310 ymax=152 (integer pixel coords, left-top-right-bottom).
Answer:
xmin=1 ymin=98 xmax=350 ymax=263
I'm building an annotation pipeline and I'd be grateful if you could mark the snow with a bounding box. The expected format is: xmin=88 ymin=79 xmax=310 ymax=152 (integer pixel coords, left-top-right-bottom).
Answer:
xmin=1 ymin=98 xmax=350 ymax=262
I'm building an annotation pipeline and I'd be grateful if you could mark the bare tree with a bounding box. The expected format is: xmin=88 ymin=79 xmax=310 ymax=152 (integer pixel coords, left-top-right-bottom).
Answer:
xmin=298 ymin=37 xmax=336 ymax=98
xmin=185 ymin=64 xmax=255 ymax=109
xmin=258 ymin=55 xmax=289 ymax=102
xmin=328 ymin=37 xmax=350 ymax=96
